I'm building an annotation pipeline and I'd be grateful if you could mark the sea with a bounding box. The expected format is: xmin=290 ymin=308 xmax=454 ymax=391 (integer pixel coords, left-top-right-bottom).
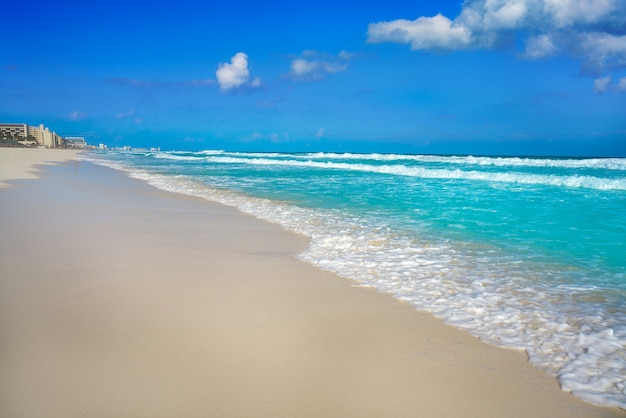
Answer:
xmin=81 ymin=150 xmax=626 ymax=409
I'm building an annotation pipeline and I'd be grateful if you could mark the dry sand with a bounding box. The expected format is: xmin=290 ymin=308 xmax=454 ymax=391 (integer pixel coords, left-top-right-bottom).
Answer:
xmin=0 ymin=148 xmax=623 ymax=417
xmin=0 ymin=148 xmax=79 ymax=187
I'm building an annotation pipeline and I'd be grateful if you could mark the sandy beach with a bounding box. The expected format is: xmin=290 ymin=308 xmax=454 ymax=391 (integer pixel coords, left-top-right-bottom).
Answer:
xmin=0 ymin=148 xmax=623 ymax=417
xmin=0 ymin=148 xmax=80 ymax=187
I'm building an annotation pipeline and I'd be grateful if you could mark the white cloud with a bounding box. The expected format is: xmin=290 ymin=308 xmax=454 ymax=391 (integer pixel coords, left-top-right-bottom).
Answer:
xmin=115 ymin=108 xmax=143 ymax=124
xmin=456 ymin=0 xmax=622 ymax=32
xmin=289 ymin=51 xmax=350 ymax=81
xmin=592 ymin=74 xmax=626 ymax=93
xmin=367 ymin=14 xmax=472 ymax=50
xmin=243 ymin=131 xmax=290 ymax=143
xmin=522 ymin=34 xmax=557 ymax=59
xmin=491 ymin=1 xmax=527 ymax=28
xmin=543 ymin=0 xmax=618 ymax=28
xmin=68 ymin=110 xmax=87 ymax=121
xmin=216 ymin=52 xmax=261 ymax=91
xmin=366 ymin=0 xmax=626 ymax=89
xmin=593 ymin=75 xmax=611 ymax=93
xmin=577 ymin=32 xmax=626 ymax=71
xmin=338 ymin=50 xmax=356 ymax=60
xmin=115 ymin=108 xmax=135 ymax=119
xmin=465 ymin=0 xmax=529 ymax=31
xmin=367 ymin=1 xmax=626 ymax=53
xmin=291 ymin=59 xmax=319 ymax=76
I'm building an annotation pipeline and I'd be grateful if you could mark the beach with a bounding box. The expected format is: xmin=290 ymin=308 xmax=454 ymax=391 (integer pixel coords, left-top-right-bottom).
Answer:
xmin=0 ymin=148 xmax=623 ymax=417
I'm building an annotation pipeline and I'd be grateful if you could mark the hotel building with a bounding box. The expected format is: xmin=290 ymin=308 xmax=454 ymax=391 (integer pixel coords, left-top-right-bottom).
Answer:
xmin=0 ymin=123 xmax=65 ymax=148
xmin=65 ymin=136 xmax=88 ymax=148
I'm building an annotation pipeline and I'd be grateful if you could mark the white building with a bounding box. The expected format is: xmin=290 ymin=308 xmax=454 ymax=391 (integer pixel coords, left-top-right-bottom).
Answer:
xmin=65 ymin=136 xmax=88 ymax=149
xmin=0 ymin=122 xmax=64 ymax=148
xmin=28 ymin=124 xmax=63 ymax=148
xmin=0 ymin=123 xmax=28 ymax=140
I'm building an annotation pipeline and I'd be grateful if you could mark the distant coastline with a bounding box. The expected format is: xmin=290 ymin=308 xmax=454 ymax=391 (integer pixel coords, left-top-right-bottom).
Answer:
xmin=0 ymin=122 xmax=98 ymax=150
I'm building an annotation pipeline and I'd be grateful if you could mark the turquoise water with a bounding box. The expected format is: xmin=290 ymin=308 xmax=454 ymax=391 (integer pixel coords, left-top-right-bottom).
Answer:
xmin=83 ymin=150 xmax=626 ymax=409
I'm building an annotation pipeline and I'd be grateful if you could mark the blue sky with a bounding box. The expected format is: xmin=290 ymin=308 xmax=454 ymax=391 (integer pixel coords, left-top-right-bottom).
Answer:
xmin=2 ymin=0 xmax=626 ymax=156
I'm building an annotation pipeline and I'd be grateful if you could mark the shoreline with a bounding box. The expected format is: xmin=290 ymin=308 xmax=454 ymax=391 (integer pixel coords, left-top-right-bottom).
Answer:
xmin=0 ymin=148 xmax=623 ymax=417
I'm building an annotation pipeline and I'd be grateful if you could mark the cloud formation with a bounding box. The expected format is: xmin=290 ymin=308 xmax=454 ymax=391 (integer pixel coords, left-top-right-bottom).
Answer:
xmin=115 ymin=108 xmax=135 ymax=119
xmin=114 ymin=108 xmax=144 ymax=124
xmin=216 ymin=52 xmax=261 ymax=91
xmin=243 ymin=131 xmax=291 ymax=143
xmin=68 ymin=110 xmax=87 ymax=121
xmin=289 ymin=50 xmax=351 ymax=81
xmin=594 ymin=75 xmax=626 ymax=93
xmin=367 ymin=14 xmax=472 ymax=50
xmin=367 ymin=0 xmax=626 ymax=89
xmin=594 ymin=75 xmax=612 ymax=94
xmin=521 ymin=34 xmax=556 ymax=59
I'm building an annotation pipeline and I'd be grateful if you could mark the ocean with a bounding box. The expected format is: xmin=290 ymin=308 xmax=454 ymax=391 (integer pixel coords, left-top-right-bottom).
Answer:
xmin=82 ymin=150 xmax=626 ymax=409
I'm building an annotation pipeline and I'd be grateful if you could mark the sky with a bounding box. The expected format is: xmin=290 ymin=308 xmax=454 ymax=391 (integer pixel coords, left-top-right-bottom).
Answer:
xmin=2 ymin=0 xmax=626 ymax=156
